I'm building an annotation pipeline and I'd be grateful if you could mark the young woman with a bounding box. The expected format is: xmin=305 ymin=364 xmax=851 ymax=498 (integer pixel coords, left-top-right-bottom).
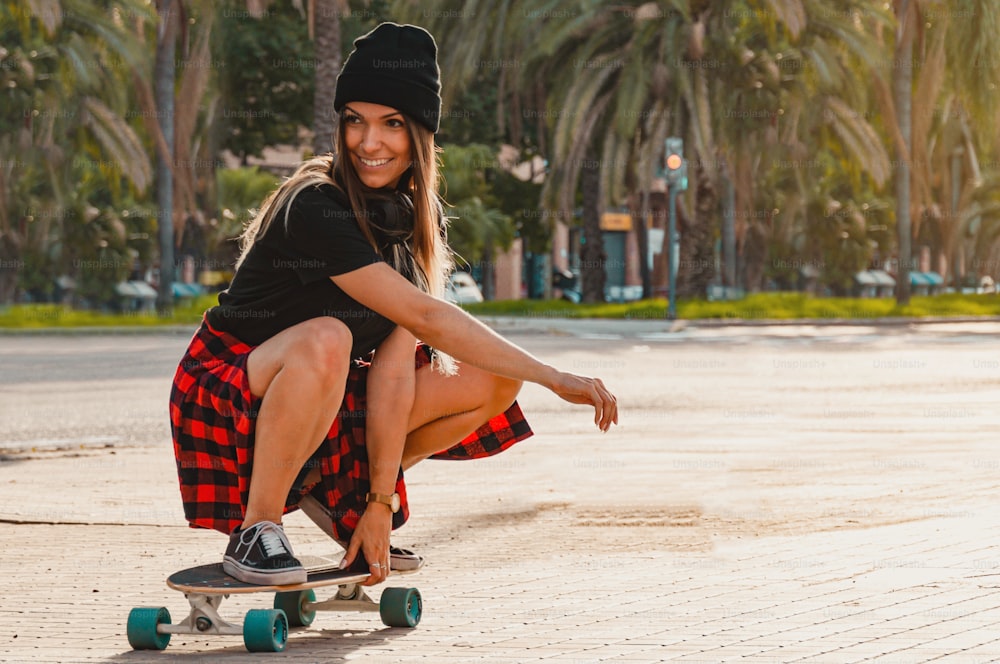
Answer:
xmin=169 ymin=22 xmax=617 ymax=587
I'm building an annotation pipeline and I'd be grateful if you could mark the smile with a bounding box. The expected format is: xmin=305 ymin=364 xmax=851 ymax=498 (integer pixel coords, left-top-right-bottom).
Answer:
xmin=358 ymin=156 xmax=392 ymax=168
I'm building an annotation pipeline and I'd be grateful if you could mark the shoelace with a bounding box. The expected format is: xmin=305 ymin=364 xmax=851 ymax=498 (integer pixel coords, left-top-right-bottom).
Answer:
xmin=242 ymin=523 xmax=291 ymax=560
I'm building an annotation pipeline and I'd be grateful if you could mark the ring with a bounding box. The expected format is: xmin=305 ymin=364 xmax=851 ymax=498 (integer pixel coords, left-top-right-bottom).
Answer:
xmin=370 ymin=562 xmax=382 ymax=569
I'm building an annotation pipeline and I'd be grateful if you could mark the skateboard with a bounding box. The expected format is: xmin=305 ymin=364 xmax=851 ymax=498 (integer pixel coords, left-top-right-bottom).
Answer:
xmin=126 ymin=554 xmax=422 ymax=652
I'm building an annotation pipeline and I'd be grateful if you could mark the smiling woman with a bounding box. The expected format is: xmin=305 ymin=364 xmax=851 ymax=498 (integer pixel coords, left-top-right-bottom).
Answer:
xmin=169 ymin=22 xmax=617 ymax=591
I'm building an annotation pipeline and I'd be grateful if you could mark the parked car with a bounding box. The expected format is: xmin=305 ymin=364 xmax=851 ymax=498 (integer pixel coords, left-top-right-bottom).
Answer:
xmin=445 ymin=271 xmax=484 ymax=304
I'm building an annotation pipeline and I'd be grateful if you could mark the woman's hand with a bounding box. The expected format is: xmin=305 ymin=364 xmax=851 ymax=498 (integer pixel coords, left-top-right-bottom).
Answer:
xmin=340 ymin=506 xmax=393 ymax=586
xmin=548 ymin=372 xmax=619 ymax=432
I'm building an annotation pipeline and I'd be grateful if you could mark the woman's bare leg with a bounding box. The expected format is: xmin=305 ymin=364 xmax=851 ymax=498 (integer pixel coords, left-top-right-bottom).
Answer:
xmin=401 ymin=362 xmax=523 ymax=470
xmin=297 ymin=359 xmax=522 ymax=482
xmin=295 ymin=359 xmax=521 ymax=565
xmin=242 ymin=317 xmax=353 ymax=527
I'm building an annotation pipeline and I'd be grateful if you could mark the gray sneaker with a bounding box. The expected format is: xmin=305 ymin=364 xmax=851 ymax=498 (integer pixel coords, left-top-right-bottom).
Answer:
xmin=298 ymin=493 xmax=424 ymax=570
xmin=389 ymin=545 xmax=424 ymax=571
xmin=222 ymin=521 xmax=307 ymax=585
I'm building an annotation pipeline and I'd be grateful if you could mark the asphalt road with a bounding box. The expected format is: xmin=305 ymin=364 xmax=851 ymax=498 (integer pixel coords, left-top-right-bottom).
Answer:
xmin=3 ymin=321 xmax=999 ymax=463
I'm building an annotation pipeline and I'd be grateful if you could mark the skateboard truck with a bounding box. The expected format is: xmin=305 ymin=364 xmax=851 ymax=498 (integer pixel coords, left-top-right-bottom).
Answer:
xmin=168 ymin=594 xmax=241 ymax=636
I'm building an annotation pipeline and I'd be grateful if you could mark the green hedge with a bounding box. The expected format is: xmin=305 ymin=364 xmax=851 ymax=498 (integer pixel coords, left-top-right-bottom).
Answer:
xmin=463 ymin=293 xmax=1000 ymax=320
xmin=2 ymin=292 xmax=999 ymax=329
xmin=0 ymin=295 xmax=218 ymax=328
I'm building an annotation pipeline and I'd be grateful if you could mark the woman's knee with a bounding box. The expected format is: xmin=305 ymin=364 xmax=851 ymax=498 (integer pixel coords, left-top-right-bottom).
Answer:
xmin=247 ymin=317 xmax=353 ymax=398
xmin=287 ymin=317 xmax=353 ymax=380
xmin=487 ymin=375 xmax=522 ymax=414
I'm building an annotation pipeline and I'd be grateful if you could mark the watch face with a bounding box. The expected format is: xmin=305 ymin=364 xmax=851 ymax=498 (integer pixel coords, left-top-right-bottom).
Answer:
xmin=391 ymin=493 xmax=401 ymax=512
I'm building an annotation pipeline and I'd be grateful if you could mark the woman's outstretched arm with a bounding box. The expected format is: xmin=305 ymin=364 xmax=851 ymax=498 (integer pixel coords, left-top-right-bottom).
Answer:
xmin=331 ymin=263 xmax=618 ymax=431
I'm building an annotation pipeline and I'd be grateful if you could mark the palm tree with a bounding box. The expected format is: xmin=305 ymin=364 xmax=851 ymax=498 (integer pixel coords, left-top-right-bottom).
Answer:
xmin=406 ymin=0 xmax=895 ymax=303
xmin=407 ymin=0 xmax=684 ymax=301
xmin=877 ymin=0 xmax=1000 ymax=301
xmin=233 ymin=0 xmax=347 ymax=155
xmin=133 ymin=0 xmax=345 ymax=312
xmin=1 ymin=0 xmax=154 ymax=304
xmin=397 ymin=0 xmax=584 ymax=295
xmin=732 ymin=1 xmax=893 ymax=292
xmin=674 ymin=0 xmax=897 ymax=296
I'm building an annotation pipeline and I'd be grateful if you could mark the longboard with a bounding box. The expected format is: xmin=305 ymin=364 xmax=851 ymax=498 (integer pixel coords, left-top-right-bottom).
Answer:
xmin=126 ymin=554 xmax=422 ymax=653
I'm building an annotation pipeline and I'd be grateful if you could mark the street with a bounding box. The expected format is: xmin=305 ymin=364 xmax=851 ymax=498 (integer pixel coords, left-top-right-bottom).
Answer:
xmin=2 ymin=320 xmax=1000 ymax=662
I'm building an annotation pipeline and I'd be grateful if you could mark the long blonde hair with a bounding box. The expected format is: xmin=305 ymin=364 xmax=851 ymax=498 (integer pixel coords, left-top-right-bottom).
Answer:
xmin=235 ymin=115 xmax=455 ymax=369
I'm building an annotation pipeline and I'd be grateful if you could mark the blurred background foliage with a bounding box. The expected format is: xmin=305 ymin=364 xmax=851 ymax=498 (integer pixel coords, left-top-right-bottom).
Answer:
xmin=2 ymin=0 xmax=1000 ymax=309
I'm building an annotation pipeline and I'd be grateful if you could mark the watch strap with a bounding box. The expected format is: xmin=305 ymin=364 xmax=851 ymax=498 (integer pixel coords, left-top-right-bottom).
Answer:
xmin=366 ymin=492 xmax=398 ymax=510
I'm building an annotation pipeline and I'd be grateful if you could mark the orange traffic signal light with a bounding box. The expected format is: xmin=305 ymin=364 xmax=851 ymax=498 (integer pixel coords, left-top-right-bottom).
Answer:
xmin=664 ymin=138 xmax=686 ymax=189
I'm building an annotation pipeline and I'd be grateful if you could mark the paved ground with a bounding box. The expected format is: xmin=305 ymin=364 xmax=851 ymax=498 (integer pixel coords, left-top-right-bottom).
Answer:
xmin=2 ymin=320 xmax=1000 ymax=662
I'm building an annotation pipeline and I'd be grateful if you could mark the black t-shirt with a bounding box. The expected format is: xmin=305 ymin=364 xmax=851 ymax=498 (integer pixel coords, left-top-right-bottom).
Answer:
xmin=206 ymin=183 xmax=396 ymax=358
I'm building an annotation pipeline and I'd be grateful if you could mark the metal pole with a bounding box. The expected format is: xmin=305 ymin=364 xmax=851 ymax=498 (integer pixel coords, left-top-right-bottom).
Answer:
xmin=154 ymin=0 xmax=176 ymax=315
xmin=722 ymin=167 xmax=736 ymax=289
xmin=951 ymin=148 xmax=962 ymax=290
xmin=893 ymin=0 xmax=913 ymax=304
xmin=667 ymin=184 xmax=678 ymax=320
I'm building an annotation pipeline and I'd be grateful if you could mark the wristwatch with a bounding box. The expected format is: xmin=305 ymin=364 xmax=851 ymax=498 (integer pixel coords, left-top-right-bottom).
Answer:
xmin=366 ymin=492 xmax=401 ymax=513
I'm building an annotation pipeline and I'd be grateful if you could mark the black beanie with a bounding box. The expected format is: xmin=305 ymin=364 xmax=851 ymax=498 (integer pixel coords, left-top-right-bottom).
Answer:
xmin=333 ymin=22 xmax=442 ymax=133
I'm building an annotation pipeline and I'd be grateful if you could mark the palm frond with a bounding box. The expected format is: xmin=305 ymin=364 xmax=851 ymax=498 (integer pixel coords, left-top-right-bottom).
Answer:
xmin=823 ymin=95 xmax=891 ymax=187
xmin=26 ymin=0 xmax=62 ymax=34
xmin=80 ymin=96 xmax=152 ymax=191
xmin=759 ymin=0 xmax=807 ymax=40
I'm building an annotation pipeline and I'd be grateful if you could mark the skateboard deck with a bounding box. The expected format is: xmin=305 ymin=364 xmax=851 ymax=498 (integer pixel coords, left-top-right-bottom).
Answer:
xmin=166 ymin=554 xmax=406 ymax=593
xmin=127 ymin=554 xmax=422 ymax=653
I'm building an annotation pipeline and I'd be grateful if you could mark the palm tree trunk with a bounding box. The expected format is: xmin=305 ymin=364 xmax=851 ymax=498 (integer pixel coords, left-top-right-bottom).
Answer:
xmin=636 ymin=190 xmax=652 ymax=298
xmin=677 ymin=158 xmax=717 ymax=297
xmin=0 ymin=234 xmax=18 ymax=304
xmin=894 ymin=0 xmax=914 ymax=304
xmin=0 ymin=168 xmax=16 ymax=302
xmin=721 ymin=166 xmax=737 ymax=289
xmin=481 ymin=244 xmax=495 ymax=300
xmin=312 ymin=0 xmax=341 ymax=156
xmin=580 ymin=146 xmax=606 ymax=303
xmin=154 ymin=0 xmax=177 ymax=313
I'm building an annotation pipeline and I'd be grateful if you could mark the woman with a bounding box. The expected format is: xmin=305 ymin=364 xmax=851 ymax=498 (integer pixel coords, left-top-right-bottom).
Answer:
xmin=170 ymin=22 xmax=617 ymax=587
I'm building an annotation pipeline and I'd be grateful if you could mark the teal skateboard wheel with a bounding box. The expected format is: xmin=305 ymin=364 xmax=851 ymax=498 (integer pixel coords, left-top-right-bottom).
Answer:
xmin=126 ymin=606 xmax=171 ymax=650
xmin=274 ymin=588 xmax=316 ymax=627
xmin=243 ymin=608 xmax=288 ymax=652
xmin=379 ymin=587 xmax=422 ymax=627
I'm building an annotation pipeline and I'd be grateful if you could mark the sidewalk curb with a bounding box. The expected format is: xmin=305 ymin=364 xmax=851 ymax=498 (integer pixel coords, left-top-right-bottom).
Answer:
xmin=2 ymin=314 xmax=1000 ymax=336
xmin=0 ymin=324 xmax=197 ymax=336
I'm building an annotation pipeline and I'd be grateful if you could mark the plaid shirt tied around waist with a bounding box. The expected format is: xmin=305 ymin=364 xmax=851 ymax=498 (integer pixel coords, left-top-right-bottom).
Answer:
xmin=169 ymin=317 xmax=533 ymax=540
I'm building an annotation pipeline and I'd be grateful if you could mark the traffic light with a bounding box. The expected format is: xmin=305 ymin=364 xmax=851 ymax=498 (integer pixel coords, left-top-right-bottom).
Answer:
xmin=664 ymin=137 xmax=688 ymax=191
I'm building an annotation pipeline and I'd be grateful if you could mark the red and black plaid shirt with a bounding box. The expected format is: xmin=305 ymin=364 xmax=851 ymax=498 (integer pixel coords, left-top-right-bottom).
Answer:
xmin=169 ymin=318 xmax=533 ymax=540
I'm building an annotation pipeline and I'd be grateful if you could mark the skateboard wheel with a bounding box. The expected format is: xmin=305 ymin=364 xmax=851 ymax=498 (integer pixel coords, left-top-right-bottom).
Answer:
xmin=379 ymin=587 xmax=422 ymax=628
xmin=243 ymin=608 xmax=288 ymax=652
xmin=274 ymin=589 xmax=316 ymax=627
xmin=126 ymin=606 xmax=171 ymax=650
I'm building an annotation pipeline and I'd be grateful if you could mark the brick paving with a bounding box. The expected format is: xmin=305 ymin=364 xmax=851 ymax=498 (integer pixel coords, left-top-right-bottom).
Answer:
xmin=2 ymin=323 xmax=1000 ymax=662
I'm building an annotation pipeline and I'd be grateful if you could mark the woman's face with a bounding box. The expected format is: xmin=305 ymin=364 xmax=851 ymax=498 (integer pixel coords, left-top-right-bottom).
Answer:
xmin=342 ymin=102 xmax=413 ymax=190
